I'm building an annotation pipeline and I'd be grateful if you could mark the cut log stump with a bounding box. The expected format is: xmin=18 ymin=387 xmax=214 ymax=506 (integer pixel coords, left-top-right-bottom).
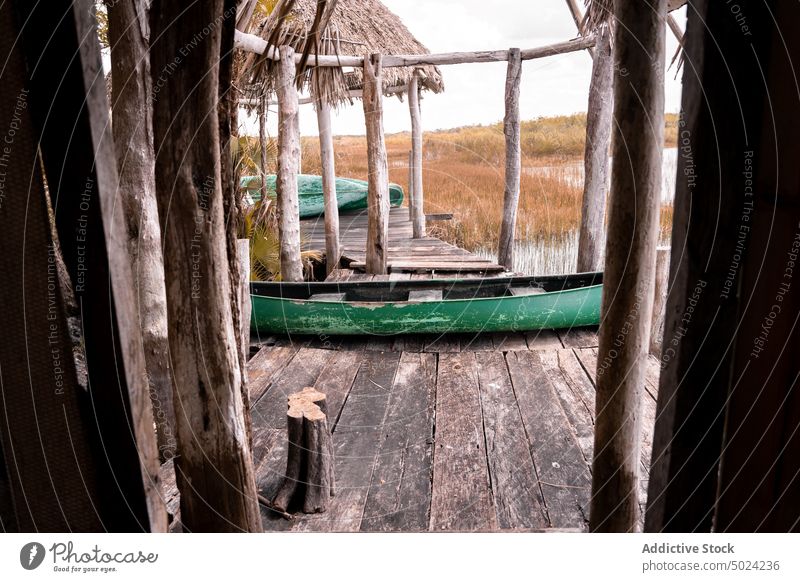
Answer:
xmin=272 ymin=387 xmax=335 ymax=514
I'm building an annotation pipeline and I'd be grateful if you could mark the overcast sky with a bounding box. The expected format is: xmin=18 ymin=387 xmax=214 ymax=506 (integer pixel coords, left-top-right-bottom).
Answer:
xmin=244 ymin=0 xmax=687 ymax=137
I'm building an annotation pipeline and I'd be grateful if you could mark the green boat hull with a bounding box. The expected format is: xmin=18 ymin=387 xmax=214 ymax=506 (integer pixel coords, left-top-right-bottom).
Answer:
xmin=240 ymin=174 xmax=404 ymax=218
xmin=249 ymin=275 xmax=602 ymax=335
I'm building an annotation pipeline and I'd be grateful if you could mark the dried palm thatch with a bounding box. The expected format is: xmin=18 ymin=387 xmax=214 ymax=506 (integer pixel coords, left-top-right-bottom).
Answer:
xmin=239 ymin=0 xmax=444 ymax=107
xmin=582 ymin=0 xmax=687 ymax=33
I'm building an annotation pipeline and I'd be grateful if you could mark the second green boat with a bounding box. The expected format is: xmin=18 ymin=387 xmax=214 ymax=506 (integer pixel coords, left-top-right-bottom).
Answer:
xmin=240 ymin=174 xmax=404 ymax=218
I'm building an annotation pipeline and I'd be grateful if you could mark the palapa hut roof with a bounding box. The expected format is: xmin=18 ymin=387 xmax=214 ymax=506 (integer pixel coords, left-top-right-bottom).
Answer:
xmin=239 ymin=0 xmax=444 ymax=107
xmin=583 ymin=0 xmax=687 ymax=32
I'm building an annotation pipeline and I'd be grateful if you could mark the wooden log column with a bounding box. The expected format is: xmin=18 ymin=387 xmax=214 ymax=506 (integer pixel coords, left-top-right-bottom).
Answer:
xmin=316 ymin=98 xmax=341 ymax=274
xmin=276 ymin=44 xmax=304 ymax=281
xmin=151 ymin=0 xmax=261 ymax=532
xmin=497 ymin=48 xmax=522 ymax=271
xmin=590 ymin=0 xmax=666 ymax=533
xmin=649 ymin=246 xmax=670 ymax=355
xmin=576 ymin=23 xmax=613 ymax=273
xmin=259 ymin=93 xmax=269 ymax=200
xmin=362 ymin=53 xmax=390 ymax=274
xmin=408 ymin=72 xmax=425 ymax=238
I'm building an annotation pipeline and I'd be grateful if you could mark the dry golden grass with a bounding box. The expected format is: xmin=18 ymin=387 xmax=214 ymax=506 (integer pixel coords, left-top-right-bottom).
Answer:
xmin=295 ymin=114 xmax=677 ymax=255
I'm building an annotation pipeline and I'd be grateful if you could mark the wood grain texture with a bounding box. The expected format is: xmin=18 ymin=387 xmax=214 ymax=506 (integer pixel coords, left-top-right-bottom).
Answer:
xmin=361 ymin=352 xmax=437 ymax=531
xmin=276 ymin=45 xmax=303 ymax=281
xmin=475 ymin=352 xmax=549 ymax=529
xmin=430 ymin=352 xmax=498 ymax=531
xmin=507 ymin=351 xmax=591 ymax=529
xmin=408 ymin=73 xmax=426 ymax=238
xmin=497 ymin=47 xmax=522 ymax=270
xmin=363 ymin=53 xmax=389 ymax=274
xmin=576 ymin=23 xmax=613 ymax=273
xmin=316 ymin=100 xmax=341 ymax=274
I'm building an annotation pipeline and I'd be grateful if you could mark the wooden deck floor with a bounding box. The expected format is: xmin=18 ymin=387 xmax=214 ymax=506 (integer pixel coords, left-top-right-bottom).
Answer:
xmin=244 ymin=328 xmax=660 ymax=532
xmin=301 ymin=206 xmax=504 ymax=274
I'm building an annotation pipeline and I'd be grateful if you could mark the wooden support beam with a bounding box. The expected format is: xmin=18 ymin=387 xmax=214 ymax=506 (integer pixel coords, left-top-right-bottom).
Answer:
xmin=258 ymin=94 xmax=269 ymax=198
xmin=564 ymin=0 xmax=594 ymax=57
xmin=316 ymin=99 xmax=341 ymax=274
xmin=238 ymin=239 xmax=252 ymax=363
xmin=576 ymin=23 xmax=613 ymax=273
xmin=363 ymin=53 xmax=390 ymax=275
xmin=5 ymin=0 xmax=168 ymax=531
xmin=407 ymin=149 xmax=414 ymax=215
xmin=497 ymin=48 xmax=522 ymax=271
xmin=649 ymin=246 xmax=670 ymax=356
xmin=275 ymin=45 xmax=304 ymax=281
xmin=408 ymin=72 xmax=425 ymax=238
xmin=151 ymin=0 xmax=262 ymax=532
xmin=590 ymin=0 xmax=666 ymax=533
xmin=234 ymin=29 xmax=596 ymax=67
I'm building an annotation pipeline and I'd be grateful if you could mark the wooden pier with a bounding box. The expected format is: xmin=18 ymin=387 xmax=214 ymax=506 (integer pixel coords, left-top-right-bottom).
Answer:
xmin=301 ymin=206 xmax=504 ymax=276
xmin=235 ymin=327 xmax=660 ymax=532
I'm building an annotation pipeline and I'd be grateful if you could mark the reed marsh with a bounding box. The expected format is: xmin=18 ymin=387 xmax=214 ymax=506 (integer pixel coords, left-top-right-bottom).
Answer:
xmin=292 ymin=113 xmax=679 ymax=275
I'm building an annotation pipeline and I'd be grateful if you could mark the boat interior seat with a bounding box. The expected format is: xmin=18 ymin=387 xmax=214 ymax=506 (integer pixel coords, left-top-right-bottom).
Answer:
xmin=309 ymin=292 xmax=347 ymax=302
xmin=509 ymin=286 xmax=546 ymax=296
xmin=407 ymin=289 xmax=444 ymax=302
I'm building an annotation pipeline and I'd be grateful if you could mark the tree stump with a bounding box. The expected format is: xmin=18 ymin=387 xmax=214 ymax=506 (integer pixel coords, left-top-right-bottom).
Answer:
xmin=272 ymin=387 xmax=335 ymax=514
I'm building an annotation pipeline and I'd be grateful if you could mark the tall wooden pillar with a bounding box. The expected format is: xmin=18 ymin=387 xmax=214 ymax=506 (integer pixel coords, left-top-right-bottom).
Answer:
xmin=316 ymin=98 xmax=341 ymax=274
xmin=498 ymin=48 xmax=522 ymax=271
xmin=590 ymin=0 xmax=666 ymax=532
xmin=275 ymin=45 xmax=304 ymax=282
xmin=576 ymin=23 xmax=613 ymax=273
xmin=151 ymin=0 xmax=262 ymax=532
xmin=363 ymin=53 xmax=390 ymax=275
xmin=1 ymin=0 xmax=167 ymax=531
xmin=408 ymin=72 xmax=425 ymax=238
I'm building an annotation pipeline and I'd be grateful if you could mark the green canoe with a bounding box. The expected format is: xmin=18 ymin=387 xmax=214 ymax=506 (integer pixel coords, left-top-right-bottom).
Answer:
xmin=249 ymin=273 xmax=603 ymax=335
xmin=240 ymin=174 xmax=404 ymax=218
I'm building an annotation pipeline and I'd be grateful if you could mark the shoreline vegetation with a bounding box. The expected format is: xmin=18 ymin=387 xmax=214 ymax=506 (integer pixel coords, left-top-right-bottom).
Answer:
xmin=242 ymin=113 xmax=679 ymax=274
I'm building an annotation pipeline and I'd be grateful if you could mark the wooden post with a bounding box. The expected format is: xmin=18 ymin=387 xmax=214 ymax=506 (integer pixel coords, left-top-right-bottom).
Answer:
xmin=275 ymin=44 xmax=304 ymax=281
xmin=151 ymin=0 xmax=262 ymax=532
xmin=497 ymin=48 xmax=522 ymax=271
xmin=576 ymin=23 xmax=613 ymax=273
xmin=590 ymin=0 xmax=666 ymax=533
xmin=272 ymin=387 xmax=335 ymax=514
xmin=0 ymin=0 xmax=167 ymax=531
xmin=238 ymin=239 xmax=251 ymax=362
xmin=408 ymin=72 xmax=425 ymax=238
xmin=362 ymin=53 xmax=389 ymax=275
xmin=407 ymin=149 xmax=414 ymax=212
xmin=564 ymin=0 xmax=594 ymax=57
xmin=316 ymin=98 xmax=341 ymax=274
xmin=649 ymin=246 xmax=670 ymax=355
xmin=259 ymin=93 xmax=269 ymax=200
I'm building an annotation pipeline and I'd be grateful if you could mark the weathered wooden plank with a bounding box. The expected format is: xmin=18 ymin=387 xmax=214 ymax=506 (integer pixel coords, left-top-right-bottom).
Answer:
xmin=459 ymin=332 xmax=496 ymax=352
xmin=312 ymin=349 xmax=364 ymax=430
xmin=558 ymin=326 xmax=599 ymax=348
xmin=247 ymin=345 xmax=299 ymax=404
xmin=491 ymin=332 xmax=529 ymax=352
xmin=423 ymin=334 xmax=461 ymax=353
xmin=475 ymin=352 xmax=549 ymax=529
xmin=295 ymin=351 xmax=401 ymax=531
xmin=361 ymin=352 xmax=437 ymax=531
xmin=250 ymin=348 xmax=335 ymax=429
xmin=506 ymin=351 xmax=592 ymax=530
xmin=526 ymin=329 xmax=565 ymax=350
xmin=536 ymin=350 xmax=595 ymax=463
xmin=430 ymin=352 xmax=498 ymax=531
xmin=497 ymin=47 xmax=522 ymax=270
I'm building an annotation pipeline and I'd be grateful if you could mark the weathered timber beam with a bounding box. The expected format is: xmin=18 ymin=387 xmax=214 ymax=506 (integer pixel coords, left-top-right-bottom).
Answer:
xmin=408 ymin=72 xmax=425 ymax=238
xmin=564 ymin=0 xmax=595 ymax=57
xmin=576 ymin=23 xmax=613 ymax=273
xmin=234 ymin=29 xmax=595 ymax=67
xmin=276 ymin=45 xmax=304 ymax=281
xmin=363 ymin=53 xmax=390 ymax=275
xmin=316 ymin=99 xmax=341 ymax=274
xmin=497 ymin=48 xmax=522 ymax=271
xmin=590 ymin=0 xmax=667 ymax=533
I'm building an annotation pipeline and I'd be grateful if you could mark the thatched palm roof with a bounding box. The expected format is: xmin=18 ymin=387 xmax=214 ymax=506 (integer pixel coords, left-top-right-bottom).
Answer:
xmin=583 ymin=0 xmax=687 ymax=32
xmin=239 ymin=0 xmax=444 ymax=107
